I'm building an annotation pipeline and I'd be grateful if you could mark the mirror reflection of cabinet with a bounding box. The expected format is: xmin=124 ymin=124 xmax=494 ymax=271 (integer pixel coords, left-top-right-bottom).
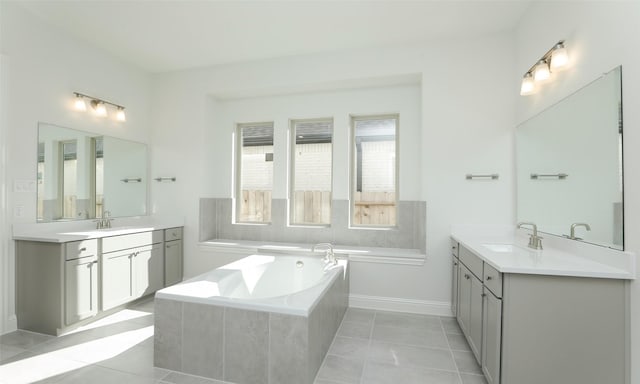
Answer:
xmin=37 ymin=122 xmax=147 ymax=222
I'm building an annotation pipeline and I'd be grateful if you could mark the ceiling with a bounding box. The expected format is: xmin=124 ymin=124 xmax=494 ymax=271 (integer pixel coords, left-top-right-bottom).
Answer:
xmin=15 ymin=1 xmax=533 ymax=73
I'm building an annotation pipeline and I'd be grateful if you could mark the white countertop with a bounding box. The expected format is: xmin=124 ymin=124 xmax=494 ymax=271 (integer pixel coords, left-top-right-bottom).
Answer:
xmin=12 ymin=216 xmax=184 ymax=243
xmin=451 ymin=228 xmax=635 ymax=280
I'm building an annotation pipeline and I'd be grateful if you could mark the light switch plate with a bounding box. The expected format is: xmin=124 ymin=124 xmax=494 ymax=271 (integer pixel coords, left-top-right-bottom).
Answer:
xmin=14 ymin=179 xmax=37 ymax=193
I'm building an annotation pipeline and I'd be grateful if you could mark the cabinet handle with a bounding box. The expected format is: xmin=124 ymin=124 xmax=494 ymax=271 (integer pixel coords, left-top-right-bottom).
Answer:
xmin=464 ymin=274 xmax=470 ymax=280
xmin=486 ymin=276 xmax=493 ymax=281
xmin=80 ymin=247 xmax=87 ymax=252
xmin=481 ymin=293 xmax=487 ymax=297
xmin=453 ymin=261 xmax=458 ymax=266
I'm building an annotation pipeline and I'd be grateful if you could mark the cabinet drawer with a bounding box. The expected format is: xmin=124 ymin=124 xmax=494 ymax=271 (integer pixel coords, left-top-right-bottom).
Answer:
xmin=165 ymin=227 xmax=183 ymax=241
xmin=451 ymin=238 xmax=459 ymax=257
xmin=65 ymin=239 xmax=98 ymax=260
xmin=483 ymin=263 xmax=502 ymax=298
xmin=459 ymin=245 xmax=483 ymax=279
xmin=102 ymin=230 xmax=163 ymax=253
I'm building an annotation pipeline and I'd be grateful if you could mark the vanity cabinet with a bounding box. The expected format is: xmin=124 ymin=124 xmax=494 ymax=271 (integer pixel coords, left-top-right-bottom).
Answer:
xmin=101 ymin=230 xmax=163 ymax=310
xmin=452 ymin=239 xmax=628 ymax=384
xmin=15 ymin=227 xmax=183 ymax=335
xmin=164 ymin=227 xmax=183 ymax=286
xmin=457 ymin=244 xmax=485 ymax=363
xmin=16 ymin=239 xmax=99 ymax=335
xmin=451 ymin=239 xmax=459 ymax=316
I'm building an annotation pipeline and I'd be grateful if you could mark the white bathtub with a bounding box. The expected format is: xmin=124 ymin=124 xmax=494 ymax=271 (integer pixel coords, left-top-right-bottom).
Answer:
xmin=155 ymin=254 xmax=348 ymax=316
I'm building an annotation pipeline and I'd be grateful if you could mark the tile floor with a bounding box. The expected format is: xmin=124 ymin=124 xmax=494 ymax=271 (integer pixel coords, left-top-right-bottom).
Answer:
xmin=0 ymin=300 xmax=486 ymax=384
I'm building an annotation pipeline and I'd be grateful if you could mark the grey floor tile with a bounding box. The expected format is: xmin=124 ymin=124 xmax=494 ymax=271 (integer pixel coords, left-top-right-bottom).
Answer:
xmin=0 ymin=344 xmax=28 ymax=362
xmin=336 ymin=321 xmax=372 ymax=340
xmin=372 ymin=325 xmax=449 ymax=349
xmin=367 ymin=341 xmax=457 ymax=371
xmin=446 ymin=333 xmax=471 ymax=352
xmin=328 ymin=336 xmax=369 ymax=360
xmin=452 ymin=350 xmax=483 ymax=375
xmin=374 ymin=311 xmax=442 ymax=331
xmin=314 ymin=379 xmax=348 ymax=384
xmin=0 ymin=330 xmax=54 ymax=349
xmin=460 ymin=373 xmax=488 ymax=384
xmin=96 ymin=344 xmax=168 ymax=379
xmin=342 ymin=308 xmax=375 ymax=325
xmin=161 ymin=371 xmax=229 ymax=384
xmin=316 ymin=355 xmax=364 ymax=384
xmin=440 ymin=317 xmax=463 ymax=335
xmin=362 ymin=361 xmax=461 ymax=384
xmin=42 ymin=365 xmax=157 ymax=384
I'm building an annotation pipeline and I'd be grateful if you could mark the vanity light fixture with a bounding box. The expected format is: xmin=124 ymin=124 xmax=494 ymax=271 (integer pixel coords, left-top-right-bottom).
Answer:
xmin=73 ymin=93 xmax=87 ymax=111
xmin=72 ymin=92 xmax=126 ymax=122
xmin=519 ymin=40 xmax=569 ymax=96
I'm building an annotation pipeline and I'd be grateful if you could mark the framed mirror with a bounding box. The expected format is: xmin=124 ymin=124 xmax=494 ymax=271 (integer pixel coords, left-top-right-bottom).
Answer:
xmin=516 ymin=66 xmax=623 ymax=249
xmin=37 ymin=122 xmax=148 ymax=222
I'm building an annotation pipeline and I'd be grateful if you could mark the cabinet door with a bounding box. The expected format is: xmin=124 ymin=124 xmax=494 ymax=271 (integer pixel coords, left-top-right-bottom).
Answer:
xmin=165 ymin=240 xmax=183 ymax=287
xmin=452 ymin=256 xmax=459 ymax=317
xmin=457 ymin=264 xmax=472 ymax=334
xmin=134 ymin=244 xmax=164 ymax=298
xmin=482 ymin=288 xmax=502 ymax=384
xmin=469 ymin=272 xmax=484 ymax=363
xmin=65 ymin=255 xmax=98 ymax=325
xmin=102 ymin=250 xmax=134 ymax=310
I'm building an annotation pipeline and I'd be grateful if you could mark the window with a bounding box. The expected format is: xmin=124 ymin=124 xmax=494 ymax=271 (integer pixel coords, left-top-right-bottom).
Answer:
xmin=290 ymin=119 xmax=333 ymax=225
xmin=351 ymin=115 xmax=398 ymax=227
xmin=236 ymin=122 xmax=274 ymax=223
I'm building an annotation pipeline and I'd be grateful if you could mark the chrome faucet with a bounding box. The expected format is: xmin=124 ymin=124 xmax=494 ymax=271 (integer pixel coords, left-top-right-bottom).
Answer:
xmin=569 ymin=222 xmax=591 ymax=240
xmin=96 ymin=210 xmax=113 ymax=229
xmin=312 ymin=243 xmax=336 ymax=265
xmin=517 ymin=222 xmax=543 ymax=250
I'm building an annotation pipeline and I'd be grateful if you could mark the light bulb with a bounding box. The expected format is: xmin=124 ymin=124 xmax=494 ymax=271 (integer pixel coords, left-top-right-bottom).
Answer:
xmin=533 ymin=60 xmax=550 ymax=81
xmin=550 ymin=43 xmax=568 ymax=70
xmin=74 ymin=95 xmax=87 ymax=111
xmin=520 ymin=73 xmax=535 ymax=96
xmin=91 ymin=100 xmax=107 ymax=117
xmin=116 ymin=107 xmax=126 ymax=122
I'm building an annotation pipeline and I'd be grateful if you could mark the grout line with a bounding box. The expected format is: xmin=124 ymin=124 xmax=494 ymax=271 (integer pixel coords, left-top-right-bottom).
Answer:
xmin=441 ymin=317 xmax=465 ymax=384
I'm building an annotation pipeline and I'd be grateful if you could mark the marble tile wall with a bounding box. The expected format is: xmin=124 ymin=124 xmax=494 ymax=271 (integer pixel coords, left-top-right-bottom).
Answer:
xmin=199 ymin=198 xmax=426 ymax=252
xmin=154 ymin=265 xmax=349 ymax=384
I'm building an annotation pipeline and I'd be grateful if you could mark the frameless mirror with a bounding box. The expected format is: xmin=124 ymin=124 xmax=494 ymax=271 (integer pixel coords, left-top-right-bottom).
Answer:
xmin=516 ymin=66 xmax=623 ymax=249
xmin=37 ymin=122 xmax=147 ymax=222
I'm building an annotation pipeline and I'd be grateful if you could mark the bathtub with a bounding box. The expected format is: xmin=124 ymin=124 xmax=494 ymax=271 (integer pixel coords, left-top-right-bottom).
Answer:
xmin=154 ymin=254 xmax=349 ymax=384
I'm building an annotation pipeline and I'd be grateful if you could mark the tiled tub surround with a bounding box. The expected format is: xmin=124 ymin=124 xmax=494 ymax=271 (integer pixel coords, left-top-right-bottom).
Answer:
xmin=154 ymin=256 xmax=349 ymax=384
xmin=200 ymin=198 xmax=426 ymax=253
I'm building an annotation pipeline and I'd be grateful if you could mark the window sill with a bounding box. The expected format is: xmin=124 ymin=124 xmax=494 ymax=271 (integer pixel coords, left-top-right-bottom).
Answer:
xmin=197 ymin=238 xmax=425 ymax=266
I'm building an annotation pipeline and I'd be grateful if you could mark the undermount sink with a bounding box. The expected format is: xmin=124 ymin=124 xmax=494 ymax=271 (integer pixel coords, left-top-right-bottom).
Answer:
xmin=482 ymin=243 xmax=517 ymax=253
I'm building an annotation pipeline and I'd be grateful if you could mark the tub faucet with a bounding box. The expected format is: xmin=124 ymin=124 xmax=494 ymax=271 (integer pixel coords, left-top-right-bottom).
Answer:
xmin=312 ymin=243 xmax=336 ymax=265
xmin=569 ymin=222 xmax=591 ymax=240
xmin=517 ymin=222 xmax=543 ymax=250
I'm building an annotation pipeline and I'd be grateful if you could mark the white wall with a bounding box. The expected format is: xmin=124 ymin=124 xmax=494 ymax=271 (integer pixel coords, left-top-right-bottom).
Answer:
xmin=150 ymin=34 xmax=515 ymax=308
xmin=0 ymin=3 xmax=152 ymax=333
xmin=513 ymin=2 xmax=640 ymax=382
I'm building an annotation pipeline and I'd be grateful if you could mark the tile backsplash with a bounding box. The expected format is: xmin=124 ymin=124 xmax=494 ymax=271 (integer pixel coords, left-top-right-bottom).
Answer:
xmin=199 ymin=198 xmax=426 ymax=252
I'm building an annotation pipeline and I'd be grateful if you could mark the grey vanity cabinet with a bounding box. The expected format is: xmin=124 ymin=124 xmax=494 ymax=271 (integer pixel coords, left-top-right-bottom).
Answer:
xmin=164 ymin=227 xmax=183 ymax=286
xmin=452 ymin=239 xmax=629 ymax=384
xmin=481 ymin=263 xmax=502 ymax=384
xmin=16 ymin=238 xmax=99 ymax=335
xmin=457 ymin=245 xmax=484 ymax=364
xmin=451 ymin=240 xmax=459 ymax=316
xmin=65 ymin=254 xmax=99 ymax=325
xmin=101 ymin=231 xmax=164 ymax=310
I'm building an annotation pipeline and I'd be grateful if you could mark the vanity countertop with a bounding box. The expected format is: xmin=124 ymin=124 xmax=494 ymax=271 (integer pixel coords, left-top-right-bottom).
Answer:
xmin=13 ymin=216 xmax=184 ymax=243
xmin=451 ymin=228 xmax=635 ymax=280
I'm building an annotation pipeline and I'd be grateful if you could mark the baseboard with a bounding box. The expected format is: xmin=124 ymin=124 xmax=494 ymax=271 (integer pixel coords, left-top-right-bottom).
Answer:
xmin=2 ymin=315 xmax=17 ymax=335
xmin=349 ymin=294 xmax=454 ymax=317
